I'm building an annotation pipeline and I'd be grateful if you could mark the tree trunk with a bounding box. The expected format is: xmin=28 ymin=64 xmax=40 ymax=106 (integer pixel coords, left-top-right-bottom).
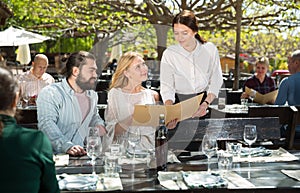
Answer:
xmin=233 ymin=0 xmax=242 ymax=91
xmin=153 ymin=24 xmax=171 ymax=61
xmin=90 ymin=33 xmax=110 ymax=75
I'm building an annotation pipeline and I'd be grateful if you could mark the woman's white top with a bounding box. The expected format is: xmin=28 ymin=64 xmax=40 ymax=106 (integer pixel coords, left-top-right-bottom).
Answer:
xmin=103 ymin=88 xmax=157 ymax=152
xmin=160 ymin=41 xmax=223 ymax=103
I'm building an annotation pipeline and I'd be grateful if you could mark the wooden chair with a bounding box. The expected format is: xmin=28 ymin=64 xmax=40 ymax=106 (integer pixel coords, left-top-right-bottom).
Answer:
xmin=248 ymin=105 xmax=298 ymax=149
xmin=168 ymin=117 xmax=282 ymax=151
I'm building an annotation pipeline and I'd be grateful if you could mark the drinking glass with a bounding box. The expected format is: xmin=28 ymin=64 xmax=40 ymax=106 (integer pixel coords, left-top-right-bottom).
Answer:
xmin=21 ymin=82 xmax=30 ymax=108
xmin=126 ymin=126 xmax=141 ymax=160
xmin=249 ymin=96 xmax=254 ymax=104
xmin=243 ymin=125 xmax=257 ymax=154
xmin=86 ymin=127 xmax=102 ymax=177
xmin=146 ymin=80 xmax=151 ymax=89
xmin=243 ymin=125 xmax=257 ymax=178
xmin=202 ymin=134 xmax=217 ymax=173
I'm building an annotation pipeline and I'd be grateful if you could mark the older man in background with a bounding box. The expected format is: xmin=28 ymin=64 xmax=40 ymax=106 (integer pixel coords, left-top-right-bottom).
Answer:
xmin=18 ymin=54 xmax=55 ymax=105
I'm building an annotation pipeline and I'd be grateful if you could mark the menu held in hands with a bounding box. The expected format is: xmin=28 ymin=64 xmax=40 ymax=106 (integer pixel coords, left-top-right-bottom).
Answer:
xmin=132 ymin=93 xmax=204 ymax=127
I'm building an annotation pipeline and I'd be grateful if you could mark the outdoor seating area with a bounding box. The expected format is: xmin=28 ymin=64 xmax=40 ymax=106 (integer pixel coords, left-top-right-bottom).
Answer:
xmin=1 ymin=1 xmax=300 ymax=193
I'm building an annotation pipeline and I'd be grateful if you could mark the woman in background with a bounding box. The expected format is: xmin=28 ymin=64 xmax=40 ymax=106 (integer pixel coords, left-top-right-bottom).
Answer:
xmin=0 ymin=67 xmax=59 ymax=193
xmin=241 ymin=56 xmax=276 ymax=103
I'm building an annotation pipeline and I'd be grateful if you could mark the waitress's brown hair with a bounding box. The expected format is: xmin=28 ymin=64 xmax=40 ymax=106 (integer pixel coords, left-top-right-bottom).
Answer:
xmin=172 ymin=10 xmax=207 ymax=44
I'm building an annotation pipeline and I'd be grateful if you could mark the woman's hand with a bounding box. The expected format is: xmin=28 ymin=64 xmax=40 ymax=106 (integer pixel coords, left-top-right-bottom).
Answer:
xmin=166 ymin=118 xmax=179 ymax=129
xmin=241 ymin=92 xmax=250 ymax=99
xmin=192 ymin=102 xmax=209 ymax=118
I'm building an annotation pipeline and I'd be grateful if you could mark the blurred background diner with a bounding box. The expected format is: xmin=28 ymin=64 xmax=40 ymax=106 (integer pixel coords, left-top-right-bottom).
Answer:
xmin=17 ymin=54 xmax=55 ymax=106
xmin=241 ymin=56 xmax=277 ymax=104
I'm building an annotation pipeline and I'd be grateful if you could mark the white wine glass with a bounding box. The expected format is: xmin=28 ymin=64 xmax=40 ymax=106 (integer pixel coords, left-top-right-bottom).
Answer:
xmin=202 ymin=134 xmax=217 ymax=173
xmin=243 ymin=125 xmax=257 ymax=155
xmin=243 ymin=124 xmax=257 ymax=178
xmin=86 ymin=127 xmax=102 ymax=177
xmin=126 ymin=126 xmax=141 ymax=161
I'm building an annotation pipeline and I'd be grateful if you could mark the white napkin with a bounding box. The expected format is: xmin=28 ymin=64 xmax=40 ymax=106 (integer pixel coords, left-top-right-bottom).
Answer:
xmin=57 ymin=174 xmax=97 ymax=191
xmin=157 ymin=171 xmax=188 ymax=190
xmin=281 ymin=170 xmax=300 ymax=181
xmin=234 ymin=147 xmax=299 ymax=163
xmin=181 ymin=171 xmax=227 ymax=188
xmin=96 ymin=173 xmax=123 ymax=191
xmin=225 ymin=171 xmax=255 ymax=188
xmin=53 ymin=154 xmax=69 ymax=166
xmin=57 ymin=173 xmax=123 ymax=191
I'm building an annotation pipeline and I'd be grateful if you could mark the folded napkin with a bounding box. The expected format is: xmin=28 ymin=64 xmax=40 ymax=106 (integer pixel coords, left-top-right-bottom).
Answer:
xmin=157 ymin=171 xmax=188 ymax=190
xmin=240 ymin=146 xmax=272 ymax=157
xmin=225 ymin=171 xmax=255 ymax=189
xmin=57 ymin=174 xmax=97 ymax=191
xmin=53 ymin=154 xmax=69 ymax=166
xmin=234 ymin=147 xmax=299 ymax=163
xmin=57 ymin=173 xmax=123 ymax=191
xmin=96 ymin=173 xmax=123 ymax=191
xmin=181 ymin=171 xmax=227 ymax=188
xmin=281 ymin=170 xmax=300 ymax=181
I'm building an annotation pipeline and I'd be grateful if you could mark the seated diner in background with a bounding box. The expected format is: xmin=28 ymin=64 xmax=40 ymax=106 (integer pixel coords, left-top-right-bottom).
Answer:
xmin=0 ymin=67 xmax=59 ymax=193
xmin=275 ymin=50 xmax=300 ymax=139
xmin=241 ymin=56 xmax=276 ymax=103
xmin=103 ymin=51 xmax=177 ymax=152
xmin=37 ymin=51 xmax=106 ymax=156
xmin=17 ymin=54 xmax=55 ymax=106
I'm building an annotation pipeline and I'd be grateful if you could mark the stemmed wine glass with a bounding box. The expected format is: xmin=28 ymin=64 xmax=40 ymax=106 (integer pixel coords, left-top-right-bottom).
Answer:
xmin=86 ymin=127 xmax=102 ymax=177
xmin=126 ymin=126 xmax=141 ymax=161
xmin=243 ymin=125 xmax=257 ymax=178
xmin=202 ymin=134 xmax=217 ymax=173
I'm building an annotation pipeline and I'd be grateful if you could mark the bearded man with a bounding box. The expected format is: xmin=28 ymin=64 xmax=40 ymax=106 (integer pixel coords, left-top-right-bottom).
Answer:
xmin=37 ymin=51 xmax=106 ymax=156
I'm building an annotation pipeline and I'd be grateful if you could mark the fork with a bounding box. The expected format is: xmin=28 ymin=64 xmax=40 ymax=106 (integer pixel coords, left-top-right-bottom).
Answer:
xmin=100 ymin=177 xmax=107 ymax=190
xmin=172 ymin=175 xmax=181 ymax=190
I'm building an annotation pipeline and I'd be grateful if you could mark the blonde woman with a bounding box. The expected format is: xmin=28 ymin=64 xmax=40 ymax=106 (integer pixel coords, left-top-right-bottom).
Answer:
xmin=241 ymin=56 xmax=276 ymax=102
xmin=103 ymin=52 xmax=177 ymax=152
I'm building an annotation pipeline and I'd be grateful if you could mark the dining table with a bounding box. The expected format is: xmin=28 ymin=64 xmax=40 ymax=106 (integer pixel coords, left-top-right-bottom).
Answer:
xmin=55 ymin=147 xmax=300 ymax=193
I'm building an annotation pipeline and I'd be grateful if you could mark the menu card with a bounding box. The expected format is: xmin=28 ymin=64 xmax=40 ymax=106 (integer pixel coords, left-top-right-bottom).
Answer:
xmin=245 ymin=87 xmax=278 ymax=104
xmin=132 ymin=94 xmax=204 ymax=127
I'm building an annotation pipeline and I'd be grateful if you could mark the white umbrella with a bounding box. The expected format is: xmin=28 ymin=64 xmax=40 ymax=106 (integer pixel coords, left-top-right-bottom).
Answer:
xmin=0 ymin=26 xmax=51 ymax=46
xmin=16 ymin=44 xmax=31 ymax=65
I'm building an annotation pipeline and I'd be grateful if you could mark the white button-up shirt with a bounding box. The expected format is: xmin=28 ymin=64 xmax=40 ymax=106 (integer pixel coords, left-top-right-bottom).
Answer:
xmin=160 ymin=41 xmax=223 ymax=103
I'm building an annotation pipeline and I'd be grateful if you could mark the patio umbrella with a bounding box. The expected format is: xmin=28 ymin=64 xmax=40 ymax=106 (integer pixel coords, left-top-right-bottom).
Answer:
xmin=16 ymin=44 xmax=31 ymax=65
xmin=0 ymin=26 xmax=50 ymax=46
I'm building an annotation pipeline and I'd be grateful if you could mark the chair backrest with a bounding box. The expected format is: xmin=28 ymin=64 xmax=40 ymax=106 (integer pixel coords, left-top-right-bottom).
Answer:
xmin=168 ymin=117 xmax=281 ymax=151
xmin=97 ymin=91 xmax=108 ymax=104
xmin=248 ymin=105 xmax=298 ymax=149
xmin=291 ymin=106 xmax=300 ymax=149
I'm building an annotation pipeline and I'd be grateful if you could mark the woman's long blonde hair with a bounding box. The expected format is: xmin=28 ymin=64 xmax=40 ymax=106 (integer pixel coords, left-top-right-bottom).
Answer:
xmin=109 ymin=51 xmax=144 ymax=90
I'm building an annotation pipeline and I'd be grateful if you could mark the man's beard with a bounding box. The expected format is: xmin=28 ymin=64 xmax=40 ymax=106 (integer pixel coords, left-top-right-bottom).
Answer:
xmin=76 ymin=73 xmax=97 ymax=91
